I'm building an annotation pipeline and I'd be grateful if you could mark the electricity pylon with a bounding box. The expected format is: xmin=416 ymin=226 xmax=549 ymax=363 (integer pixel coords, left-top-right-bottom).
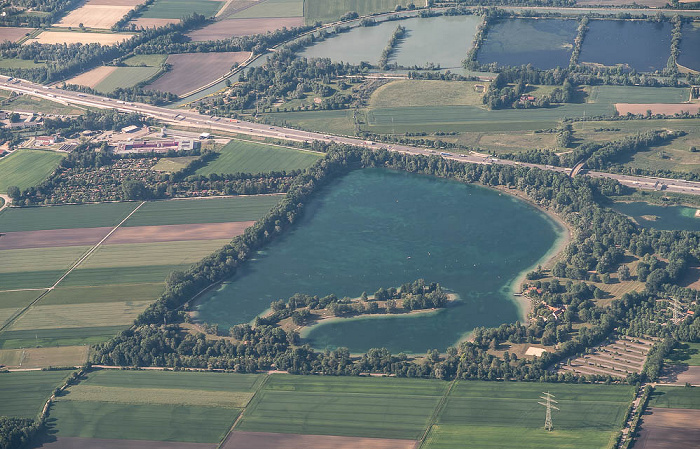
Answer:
xmin=538 ymin=392 xmax=559 ymax=431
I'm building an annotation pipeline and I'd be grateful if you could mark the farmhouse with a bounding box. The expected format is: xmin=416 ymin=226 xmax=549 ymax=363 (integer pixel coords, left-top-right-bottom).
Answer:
xmin=115 ymin=139 xmax=200 ymax=154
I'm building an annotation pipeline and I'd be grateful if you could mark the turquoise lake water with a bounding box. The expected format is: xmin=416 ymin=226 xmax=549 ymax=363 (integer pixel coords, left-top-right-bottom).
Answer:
xmin=195 ymin=169 xmax=562 ymax=353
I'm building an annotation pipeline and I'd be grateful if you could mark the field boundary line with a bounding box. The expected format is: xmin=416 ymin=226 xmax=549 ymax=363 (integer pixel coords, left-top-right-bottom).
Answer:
xmin=216 ymin=374 xmax=270 ymax=449
xmin=0 ymin=202 xmax=144 ymax=335
xmin=418 ymin=379 xmax=456 ymax=447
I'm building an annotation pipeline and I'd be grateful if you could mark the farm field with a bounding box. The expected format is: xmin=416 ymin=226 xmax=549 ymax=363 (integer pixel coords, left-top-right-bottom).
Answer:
xmin=304 ymin=0 xmax=412 ymax=23
xmin=648 ymin=386 xmax=700 ymax=409
xmin=139 ymin=0 xmax=224 ymax=19
xmin=28 ymin=31 xmax=134 ymax=45
xmin=578 ymin=20 xmax=671 ymax=72
xmin=39 ymin=283 xmax=165 ymax=305
xmin=0 ymin=345 xmax=89 ymax=369
xmin=66 ymin=66 xmax=119 ymax=89
xmin=0 ymin=94 xmax=84 ymax=115
xmin=0 ymin=370 xmax=70 ymax=417
xmin=588 ymin=86 xmax=692 ymax=104
xmin=0 ymin=202 xmax=138 ymax=232
xmin=187 ymin=17 xmax=305 ymax=40
xmin=131 ymin=17 xmax=180 ymax=29
xmin=152 ymin=156 xmax=199 ymax=172
xmin=235 ymin=375 xmax=447 ymax=439
xmin=477 ymin=18 xmax=578 ymax=70
xmin=424 ymin=381 xmax=634 ymax=449
xmin=222 ymin=432 xmax=418 ymax=449
xmin=0 ymin=26 xmax=35 ymax=43
xmin=0 ymin=245 xmax=91 ymax=288
xmin=146 ymin=52 xmax=250 ymax=96
xmin=0 ymin=326 xmax=129 ymax=349
xmin=635 ymin=407 xmax=700 ymax=449
xmin=0 ymin=58 xmax=44 ymax=69
xmin=56 ymin=0 xmax=143 ymax=29
xmin=123 ymin=195 xmax=282 ymax=226
xmin=616 ymin=103 xmax=700 ymax=115
xmin=67 ymin=54 xmax=166 ymax=92
xmin=0 ymin=149 xmax=65 ymax=193
xmin=232 ymin=0 xmax=303 ymax=18
xmin=0 ymin=290 xmax=39 ymax=327
xmin=47 ymin=370 xmax=262 ymax=443
xmin=194 ymin=140 xmax=322 ymax=175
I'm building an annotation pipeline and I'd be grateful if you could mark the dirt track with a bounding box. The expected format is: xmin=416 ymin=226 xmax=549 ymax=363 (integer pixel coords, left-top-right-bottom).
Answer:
xmin=221 ymin=431 xmax=419 ymax=449
xmin=105 ymin=221 xmax=255 ymax=245
xmin=187 ymin=17 xmax=305 ymax=41
xmin=0 ymin=227 xmax=111 ymax=250
xmin=635 ymin=408 xmax=700 ymax=449
xmin=36 ymin=437 xmax=214 ymax=449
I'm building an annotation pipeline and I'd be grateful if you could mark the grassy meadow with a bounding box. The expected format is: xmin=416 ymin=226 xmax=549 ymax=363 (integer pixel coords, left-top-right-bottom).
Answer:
xmin=233 ymin=0 xmax=303 ymax=18
xmin=0 ymin=150 xmax=65 ymax=193
xmin=0 ymin=370 xmax=70 ymax=418
xmin=665 ymin=342 xmax=700 ymax=366
xmin=0 ymin=202 xmax=138 ymax=232
xmin=648 ymin=386 xmax=700 ymax=409
xmin=194 ymin=140 xmax=322 ymax=176
xmin=140 ymin=0 xmax=223 ymax=19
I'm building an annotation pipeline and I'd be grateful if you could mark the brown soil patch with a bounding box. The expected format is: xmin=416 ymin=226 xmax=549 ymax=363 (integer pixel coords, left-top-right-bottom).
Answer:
xmin=188 ymin=17 xmax=304 ymax=41
xmin=66 ymin=66 xmax=117 ymax=89
xmin=0 ymin=27 xmax=35 ymax=43
xmin=0 ymin=227 xmax=111 ymax=250
xmin=37 ymin=437 xmax=214 ymax=449
xmin=616 ymin=103 xmax=700 ymax=116
xmin=130 ymin=18 xmax=181 ymax=29
xmin=105 ymin=221 xmax=255 ymax=245
xmin=635 ymin=408 xmax=700 ymax=449
xmin=146 ymin=52 xmax=250 ymax=96
xmin=222 ymin=432 xmax=419 ymax=449
xmin=57 ymin=4 xmax=135 ymax=29
xmin=660 ymin=365 xmax=700 ymax=385
xmin=28 ymin=31 xmax=134 ymax=45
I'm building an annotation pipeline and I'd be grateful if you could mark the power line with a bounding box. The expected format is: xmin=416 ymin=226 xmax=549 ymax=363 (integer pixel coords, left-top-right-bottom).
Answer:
xmin=538 ymin=392 xmax=559 ymax=431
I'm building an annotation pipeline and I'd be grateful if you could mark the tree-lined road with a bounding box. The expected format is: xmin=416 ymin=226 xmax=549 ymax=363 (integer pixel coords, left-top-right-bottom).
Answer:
xmin=2 ymin=74 xmax=700 ymax=197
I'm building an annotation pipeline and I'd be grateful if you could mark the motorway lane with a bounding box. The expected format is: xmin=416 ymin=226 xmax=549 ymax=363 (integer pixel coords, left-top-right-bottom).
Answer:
xmin=2 ymin=74 xmax=700 ymax=196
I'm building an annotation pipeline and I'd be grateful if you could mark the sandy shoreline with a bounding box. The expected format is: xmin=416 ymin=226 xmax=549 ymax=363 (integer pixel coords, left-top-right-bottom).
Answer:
xmin=494 ymin=186 xmax=573 ymax=322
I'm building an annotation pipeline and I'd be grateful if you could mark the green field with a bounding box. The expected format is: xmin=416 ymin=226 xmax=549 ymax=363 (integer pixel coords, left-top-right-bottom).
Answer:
xmin=588 ymin=85 xmax=691 ymax=104
xmin=0 ymin=58 xmax=45 ymax=69
xmin=236 ymin=375 xmax=447 ymax=439
xmin=122 ymin=54 xmax=168 ymax=67
xmin=95 ymin=66 xmax=163 ymax=93
xmin=422 ymin=381 xmax=634 ymax=449
xmin=2 ymin=95 xmax=84 ymax=115
xmin=0 ymin=150 xmax=65 ymax=193
xmin=39 ymin=284 xmax=165 ymax=306
xmin=263 ymin=109 xmax=357 ymax=135
xmin=48 ymin=370 xmax=263 ymax=443
xmin=304 ymin=0 xmax=412 ymax=23
xmin=140 ymin=0 xmax=223 ymax=19
xmin=665 ymin=342 xmax=700 ymax=366
xmin=233 ymin=0 xmax=303 ymax=18
xmin=195 ymin=140 xmax=322 ymax=176
xmin=369 ymin=80 xmax=487 ymax=109
xmin=0 ymin=202 xmax=138 ymax=232
xmin=152 ymin=156 xmax=199 ymax=172
xmin=0 ymin=370 xmax=70 ymax=418
xmin=0 ymin=270 xmax=66 ymax=290
xmin=0 ymin=290 xmax=42 ymax=327
xmin=7 ymin=300 xmax=151 ymax=331
xmin=49 ymin=401 xmax=239 ymax=443
xmin=0 ymin=246 xmax=90 ymax=289
xmin=59 ymin=264 xmax=186 ymax=286
xmin=0 ymin=326 xmax=127 ymax=349
xmin=123 ymin=195 xmax=281 ymax=227
xmin=648 ymin=386 xmax=700 ymax=409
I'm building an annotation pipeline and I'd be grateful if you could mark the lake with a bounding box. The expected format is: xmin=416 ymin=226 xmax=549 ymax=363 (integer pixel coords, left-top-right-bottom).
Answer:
xmin=195 ymin=168 xmax=562 ymax=353
xmin=578 ymin=20 xmax=671 ymax=72
xmin=679 ymin=23 xmax=700 ymax=72
xmin=477 ymin=18 xmax=579 ymax=70
xmin=611 ymin=202 xmax=700 ymax=232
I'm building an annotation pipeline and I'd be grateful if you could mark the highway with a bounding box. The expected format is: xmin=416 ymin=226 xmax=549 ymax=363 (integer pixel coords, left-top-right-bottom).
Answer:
xmin=2 ymin=74 xmax=700 ymax=197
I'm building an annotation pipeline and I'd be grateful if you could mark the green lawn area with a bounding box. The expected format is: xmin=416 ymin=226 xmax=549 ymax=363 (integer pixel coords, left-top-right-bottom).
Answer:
xmin=48 ymin=401 xmax=240 ymax=443
xmin=140 ymin=0 xmax=223 ymax=19
xmin=0 ymin=202 xmax=138 ymax=232
xmin=123 ymin=195 xmax=282 ymax=227
xmin=423 ymin=381 xmax=634 ymax=449
xmin=122 ymin=54 xmax=167 ymax=67
xmin=665 ymin=342 xmax=700 ymax=366
xmin=368 ymin=80 xmax=488 ymax=109
xmin=95 ymin=66 xmax=163 ymax=94
xmin=235 ymin=375 xmax=448 ymax=439
xmin=0 ymin=150 xmax=65 ymax=193
xmin=304 ymin=0 xmax=412 ymax=23
xmin=195 ymin=140 xmax=322 ymax=176
xmin=0 ymin=370 xmax=70 ymax=418
xmin=152 ymin=156 xmax=199 ymax=172
xmin=263 ymin=109 xmax=357 ymax=135
xmin=649 ymin=386 xmax=700 ymax=409
xmin=233 ymin=0 xmax=303 ymax=18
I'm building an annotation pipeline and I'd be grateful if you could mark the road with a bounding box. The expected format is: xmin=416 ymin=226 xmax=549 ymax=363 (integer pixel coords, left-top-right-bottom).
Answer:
xmin=2 ymin=74 xmax=700 ymax=196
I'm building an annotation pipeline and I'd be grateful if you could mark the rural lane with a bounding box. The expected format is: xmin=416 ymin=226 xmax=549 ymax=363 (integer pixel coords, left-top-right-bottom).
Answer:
xmin=2 ymin=75 xmax=700 ymax=197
